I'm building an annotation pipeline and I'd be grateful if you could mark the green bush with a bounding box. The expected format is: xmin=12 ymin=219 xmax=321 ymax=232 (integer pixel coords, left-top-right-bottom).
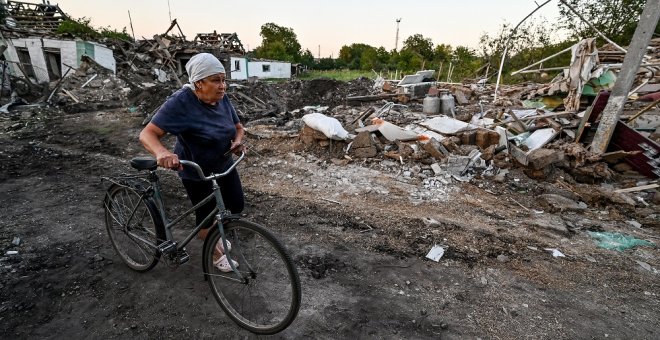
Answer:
xmin=298 ymin=69 xmax=374 ymax=81
xmin=57 ymin=17 xmax=133 ymax=42
xmin=56 ymin=17 xmax=97 ymax=38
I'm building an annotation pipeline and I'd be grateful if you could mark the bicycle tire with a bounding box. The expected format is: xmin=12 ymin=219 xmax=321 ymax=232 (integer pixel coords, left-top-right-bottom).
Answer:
xmin=203 ymin=220 xmax=301 ymax=334
xmin=104 ymin=184 xmax=163 ymax=272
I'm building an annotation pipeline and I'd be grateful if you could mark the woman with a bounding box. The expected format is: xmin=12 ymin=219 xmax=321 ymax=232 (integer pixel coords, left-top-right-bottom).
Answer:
xmin=139 ymin=53 xmax=245 ymax=272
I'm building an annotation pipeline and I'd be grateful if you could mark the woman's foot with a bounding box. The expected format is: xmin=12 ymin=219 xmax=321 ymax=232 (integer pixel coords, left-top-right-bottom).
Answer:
xmin=214 ymin=255 xmax=239 ymax=272
xmin=215 ymin=239 xmax=232 ymax=254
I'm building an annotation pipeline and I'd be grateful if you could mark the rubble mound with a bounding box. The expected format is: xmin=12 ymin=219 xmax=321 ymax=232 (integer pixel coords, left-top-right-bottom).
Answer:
xmin=51 ymin=56 xmax=132 ymax=112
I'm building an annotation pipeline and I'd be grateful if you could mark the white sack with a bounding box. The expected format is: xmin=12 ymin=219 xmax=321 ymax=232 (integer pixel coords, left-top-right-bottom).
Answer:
xmin=301 ymin=112 xmax=350 ymax=140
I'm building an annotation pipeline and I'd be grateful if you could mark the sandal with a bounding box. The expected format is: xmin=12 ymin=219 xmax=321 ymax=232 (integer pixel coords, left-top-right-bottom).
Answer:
xmin=215 ymin=239 xmax=232 ymax=255
xmin=214 ymin=254 xmax=239 ymax=272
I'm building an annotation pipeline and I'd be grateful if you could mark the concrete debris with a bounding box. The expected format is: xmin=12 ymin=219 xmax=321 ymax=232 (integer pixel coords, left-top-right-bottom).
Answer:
xmin=537 ymin=194 xmax=587 ymax=212
xmin=545 ymin=248 xmax=566 ymax=258
xmin=0 ymin=9 xmax=657 ymax=222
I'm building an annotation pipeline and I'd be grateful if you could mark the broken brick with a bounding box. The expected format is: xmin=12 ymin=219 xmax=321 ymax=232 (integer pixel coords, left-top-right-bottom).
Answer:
xmin=527 ymin=148 xmax=565 ymax=170
xmin=422 ymin=138 xmax=447 ymax=160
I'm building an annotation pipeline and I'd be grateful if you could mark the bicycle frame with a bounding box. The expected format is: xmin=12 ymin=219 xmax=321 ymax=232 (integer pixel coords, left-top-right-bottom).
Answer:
xmin=109 ymin=151 xmax=247 ymax=278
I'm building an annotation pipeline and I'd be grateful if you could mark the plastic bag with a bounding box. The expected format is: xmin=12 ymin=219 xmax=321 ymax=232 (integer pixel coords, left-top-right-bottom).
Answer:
xmin=301 ymin=112 xmax=350 ymax=140
xmin=588 ymin=232 xmax=655 ymax=252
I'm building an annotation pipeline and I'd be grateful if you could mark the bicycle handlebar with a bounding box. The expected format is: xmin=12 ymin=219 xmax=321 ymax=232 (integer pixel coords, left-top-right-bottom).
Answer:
xmin=179 ymin=150 xmax=246 ymax=181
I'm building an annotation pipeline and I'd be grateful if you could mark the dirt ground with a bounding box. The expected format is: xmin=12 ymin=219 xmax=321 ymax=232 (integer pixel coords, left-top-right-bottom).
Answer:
xmin=1 ymin=105 xmax=658 ymax=339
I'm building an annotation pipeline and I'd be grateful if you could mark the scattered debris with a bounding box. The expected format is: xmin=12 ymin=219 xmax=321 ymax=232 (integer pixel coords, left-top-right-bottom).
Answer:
xmin=588 ymin=232 xmax=656 ymax=251
xmin=545 ymin=248 xmax=566 ymax=258
xmin=425 ymin=245 xmax=447 ymax=262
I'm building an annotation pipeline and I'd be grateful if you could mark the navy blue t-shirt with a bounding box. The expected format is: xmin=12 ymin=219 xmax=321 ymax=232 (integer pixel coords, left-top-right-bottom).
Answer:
xmin=151 ymin=87 xmax=240 ymax=180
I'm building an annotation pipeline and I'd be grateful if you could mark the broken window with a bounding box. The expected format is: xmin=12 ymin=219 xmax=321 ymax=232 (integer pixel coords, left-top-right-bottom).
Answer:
xmin=178 ymin=58 xmax=190 ymax=75
xmin=15 ymin=48 xmax=35 ymax=78
xmin=234 ymin=60 xmax=240 ymax=71
xmin=43 ymin=48 xmax=62 ymax=80
xmin=262 ymin=64 xmax=270 ymax=73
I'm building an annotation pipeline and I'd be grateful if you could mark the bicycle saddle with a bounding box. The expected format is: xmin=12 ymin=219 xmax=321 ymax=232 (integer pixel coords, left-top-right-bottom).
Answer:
xmin=130 ymin=156 xmax=157 ymax=171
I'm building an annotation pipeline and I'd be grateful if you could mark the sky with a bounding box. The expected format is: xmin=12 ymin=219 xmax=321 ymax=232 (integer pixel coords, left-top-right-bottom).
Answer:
xmin=52 ymin=0 xmax=562 ymax=57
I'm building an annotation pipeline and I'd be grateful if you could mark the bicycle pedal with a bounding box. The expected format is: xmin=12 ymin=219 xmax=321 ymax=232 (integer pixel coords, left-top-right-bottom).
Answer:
xmin=157 ymin=241 xmax=177 ymax=254
xmin=177 ymin=250 xmax=190 ymax=264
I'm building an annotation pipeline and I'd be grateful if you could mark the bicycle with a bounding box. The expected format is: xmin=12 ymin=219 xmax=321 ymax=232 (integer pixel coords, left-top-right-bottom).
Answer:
xmin=101 ymin=151 xmax=301 ymax=334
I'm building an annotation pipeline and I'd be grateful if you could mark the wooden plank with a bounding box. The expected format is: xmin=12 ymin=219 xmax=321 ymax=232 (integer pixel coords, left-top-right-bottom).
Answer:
xmin=507 ymin=109 xmax=528 ymax=133
xmin=590 ymin=0 xmax=660 ymax=153
xmin=575 ymin=91 xmax=610 ymax=143
xmin=346 ymin=93 xmax=397 ymax=102
xmin=614 ymin=184 xmax=659 ymax=193
xmin=61 ymin=88 xmax=79 ymax=103
xmin=235 ymin=91 xmax=267 ymax=108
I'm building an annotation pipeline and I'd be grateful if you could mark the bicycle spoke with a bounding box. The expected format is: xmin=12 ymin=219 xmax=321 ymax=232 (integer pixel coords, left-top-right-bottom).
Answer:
xmin=105 ymin=186 xmax=160 ymax=272
xmin=206 ymin=220 xmax=300 ymax=334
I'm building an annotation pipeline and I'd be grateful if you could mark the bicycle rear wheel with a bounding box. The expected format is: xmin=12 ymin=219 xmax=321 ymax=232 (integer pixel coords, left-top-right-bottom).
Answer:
xmin=203 ymin=220 xmax=301 ymax=334
xmin=104 ymin=184 xmax=162 ymax=272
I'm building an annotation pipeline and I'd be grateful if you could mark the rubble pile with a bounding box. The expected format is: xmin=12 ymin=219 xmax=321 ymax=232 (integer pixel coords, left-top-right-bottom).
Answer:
xmin=0 ymin=7 xmax=656 ymax=204
xmin=49 ymin=56 xmax=132 ymax=110
xmin=293 ymin=38 xmax=659 ymax=205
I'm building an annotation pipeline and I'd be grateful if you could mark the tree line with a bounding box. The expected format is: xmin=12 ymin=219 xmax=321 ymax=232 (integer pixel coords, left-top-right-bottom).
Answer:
xmin=252 ymin=0 xmax=659 ymax=82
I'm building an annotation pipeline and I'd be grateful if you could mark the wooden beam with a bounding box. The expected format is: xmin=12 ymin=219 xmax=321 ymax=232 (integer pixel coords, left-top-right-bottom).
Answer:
xmin=614 ymin=184 xmax=659 ymax=193
xmin=590 ymin=0 xmax=660 ymax=153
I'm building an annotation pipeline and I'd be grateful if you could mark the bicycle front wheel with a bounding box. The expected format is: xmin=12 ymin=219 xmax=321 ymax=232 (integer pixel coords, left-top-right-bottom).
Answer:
xmin=104 ymin=184 xmax=162 ymax=272
xmin=203 ymin=220 xmax=301 ymax=334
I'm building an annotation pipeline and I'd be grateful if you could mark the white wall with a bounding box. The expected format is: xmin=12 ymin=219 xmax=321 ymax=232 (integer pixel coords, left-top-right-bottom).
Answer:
xmin=92 ymin=43 xmax=116 ymax=73
xmin=247 ymin=61 xmax=291 ymax=79
xmin=230 ymin=57 xmax=248 ymax=80
xmin=3 ymin=38 xmax=115 ymax=83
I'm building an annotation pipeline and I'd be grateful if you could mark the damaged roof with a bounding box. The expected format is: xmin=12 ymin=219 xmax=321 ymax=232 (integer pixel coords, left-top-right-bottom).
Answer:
xmin=0 ymin=0 xmax=69 ymax=34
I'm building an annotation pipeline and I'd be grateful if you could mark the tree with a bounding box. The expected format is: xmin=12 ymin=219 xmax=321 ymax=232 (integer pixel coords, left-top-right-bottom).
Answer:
xmin=393 ymin=48 xmax=424 ymax=71
xmin=433 ymin=44 xmax=453 ymax=63
xmin=315 ymin=58 xmax=340 ymax=70
xmin=402 ymin=34 xmax=434 ymax=60
xmin=558 ymin=0 xmax=659 ymax=45
xmin=254 ymin=23 xmax=302 ymax=62
xmin=375 ymin=47 xmax=391 ymax=66
xmin=300 ymin=49 xmax=315 ymax=68
xmin=478 ymin=19 xmax=571 ymax=82
xmin=450 ymin=46 xmax=482 ymax=81
xmin=338 ymin=43 xmax=379 ymax=70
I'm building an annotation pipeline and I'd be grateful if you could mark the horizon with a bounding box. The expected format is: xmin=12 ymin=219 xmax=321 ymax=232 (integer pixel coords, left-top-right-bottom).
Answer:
xmin=52 ymin=0 xmax=562 ymax=57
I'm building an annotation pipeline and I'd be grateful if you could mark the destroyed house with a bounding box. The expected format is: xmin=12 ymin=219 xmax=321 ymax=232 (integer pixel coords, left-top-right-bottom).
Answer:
xmin=194 ymin=31 xmax=245 ymax=55
xmin=0 ymin=0 xmax=116 ymax=83
xmin=0 ymin=0 xmax=67 ymax=33
xmin=230 ymin=56 xmax=291 ymax=80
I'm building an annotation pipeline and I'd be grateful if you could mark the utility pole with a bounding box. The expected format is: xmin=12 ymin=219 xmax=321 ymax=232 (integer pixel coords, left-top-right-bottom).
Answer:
xmin=590 ymin=0 xmax=660 ymax=153
xmin=395 ymin=18 xmax=401 ymax=51
xmin=318 ymin=45 xmax=320 ymax=59
xmin=127 ymin=10 xmax=135 ymax=40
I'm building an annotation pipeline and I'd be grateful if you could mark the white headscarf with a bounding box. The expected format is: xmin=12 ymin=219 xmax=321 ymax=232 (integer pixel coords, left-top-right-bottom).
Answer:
xmin=184 ymin=53 xmax=225 ymax=89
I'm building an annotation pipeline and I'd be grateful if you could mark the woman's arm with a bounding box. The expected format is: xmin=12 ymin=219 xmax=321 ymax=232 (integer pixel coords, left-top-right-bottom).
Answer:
xmin=139 ymin=122 xmax=181 ymax=169
xmin=230 ymin=122 xmax=246 ymax=154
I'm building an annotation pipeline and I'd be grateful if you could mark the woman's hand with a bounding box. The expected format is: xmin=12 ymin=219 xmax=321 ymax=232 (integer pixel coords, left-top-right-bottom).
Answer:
xmin=140 ymin=123 xmax=182 ymax=170
xmin=156 ymin=150 xmax=182 ymax=170
xmin=229 ymin=140 xmax=247 ymax=155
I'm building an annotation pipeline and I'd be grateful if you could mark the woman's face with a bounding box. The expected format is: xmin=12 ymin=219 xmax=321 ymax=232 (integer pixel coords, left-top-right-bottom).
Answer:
xmin=195 ymin=72 xmax=226 ymax=104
